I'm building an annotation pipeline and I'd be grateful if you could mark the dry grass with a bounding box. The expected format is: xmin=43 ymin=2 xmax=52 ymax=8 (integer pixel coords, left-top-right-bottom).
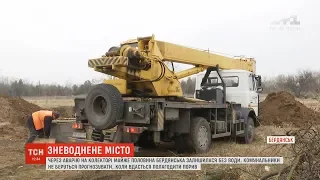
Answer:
xmin=297 ymin=98 xmax=320 ymax=112
xmin=22 ymin=96 xmax=74 ymax=108
xmin=0 ymin=125 xmax=298 ymax=180
xmin=267 ymin=125 xmax=320 ymax=179
xmin=196 ymin=125 xmax=295 ymax=180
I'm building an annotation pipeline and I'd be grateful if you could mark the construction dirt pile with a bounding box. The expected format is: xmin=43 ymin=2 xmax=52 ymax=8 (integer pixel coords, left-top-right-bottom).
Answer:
xmin=259 ymin=91 xmax=320 ymax=127
xmin=0 ymin=96 xmax=41 ymax=138
xmin=52 ymin=106 xmax=74 ymax=118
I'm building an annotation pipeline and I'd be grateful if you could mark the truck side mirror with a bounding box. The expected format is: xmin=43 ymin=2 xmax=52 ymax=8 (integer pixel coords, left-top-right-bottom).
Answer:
xmin=255 ymin=75 xmax=262 ymax=87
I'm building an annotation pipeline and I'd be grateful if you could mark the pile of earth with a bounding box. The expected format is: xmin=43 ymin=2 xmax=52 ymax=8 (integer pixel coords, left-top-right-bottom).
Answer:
xmin=0 ymin=96 xmax=41 ymax=138
xmin=52 ymin=106 xmax=75 ymax=118
xmin=259 ymin=91 xmax=320 ymax=127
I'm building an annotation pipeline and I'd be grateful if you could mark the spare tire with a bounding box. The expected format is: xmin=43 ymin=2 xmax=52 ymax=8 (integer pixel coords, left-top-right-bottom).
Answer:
xmin=84 ymin=84 xmax=124 ymax=130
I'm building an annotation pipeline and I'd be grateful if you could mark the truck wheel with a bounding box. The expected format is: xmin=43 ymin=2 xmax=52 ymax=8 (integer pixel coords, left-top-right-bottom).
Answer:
xmin=189 ymin=117 xmax=212 ymax=153
xmin=240 ymin=117 xmax=255 ymax=144
xmin=84 ymin=84 xmax=124 ymax=130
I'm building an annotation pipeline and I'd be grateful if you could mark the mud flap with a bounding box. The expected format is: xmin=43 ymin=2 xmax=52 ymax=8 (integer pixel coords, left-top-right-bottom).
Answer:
xmin=106 ymin=125 xmax=142 ymax=152
xmin=112 ymin=125 xmax=124 ymax=143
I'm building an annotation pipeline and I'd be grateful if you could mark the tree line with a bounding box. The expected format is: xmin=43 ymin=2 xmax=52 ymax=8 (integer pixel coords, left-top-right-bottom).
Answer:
xmin=0 ymin=69 xmax=317 ymax=98
xmin=262 ymin=69 xmax=320 ymax=98
xmin=0 ymin=75 xmax=197 ymax=97
xmin=0 ymin=77 xmax=96 ymax=97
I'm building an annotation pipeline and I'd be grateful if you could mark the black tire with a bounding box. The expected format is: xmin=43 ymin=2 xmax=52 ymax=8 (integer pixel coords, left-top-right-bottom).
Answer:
xmin=84 ymin=84 xmax=124 ymax=130
xmin=189 ymin=117 xmax=212 ymax=153
xmin=239 ymin=117 xmax=255 ymax=144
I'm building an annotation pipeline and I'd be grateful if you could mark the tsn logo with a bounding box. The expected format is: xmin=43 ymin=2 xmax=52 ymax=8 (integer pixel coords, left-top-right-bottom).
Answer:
xmin=28 ymin=149 xmax=44 ymax=156
xmin=25 ymin=146 xmax=46 ymax=164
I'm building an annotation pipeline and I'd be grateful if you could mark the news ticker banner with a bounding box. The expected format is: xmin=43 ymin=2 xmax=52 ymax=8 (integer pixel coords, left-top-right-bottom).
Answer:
xmin=26 ymin=144 xmax=284 ymax=170
xmin=45 ymin=157 xmax=284 ymax=170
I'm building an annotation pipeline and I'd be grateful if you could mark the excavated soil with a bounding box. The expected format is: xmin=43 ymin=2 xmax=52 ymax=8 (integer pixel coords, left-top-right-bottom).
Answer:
xmin=0 ymin=96 xmax=75 ymax=139
xmin=52 ymin=106 xmax=75 ymax=118
xmin=259 ymin=91 xmax=320 ymax=127
xmin=0 ymin=96 xmax=41 ymax=138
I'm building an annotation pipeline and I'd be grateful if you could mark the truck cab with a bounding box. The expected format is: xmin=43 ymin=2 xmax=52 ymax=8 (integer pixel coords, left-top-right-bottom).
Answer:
xmin=194 ymin=69 xmax=262 ymax=116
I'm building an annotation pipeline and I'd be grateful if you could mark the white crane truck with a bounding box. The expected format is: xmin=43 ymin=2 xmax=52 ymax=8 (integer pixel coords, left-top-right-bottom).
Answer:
xmin=58 ymin=35 xmax=262 ymax=154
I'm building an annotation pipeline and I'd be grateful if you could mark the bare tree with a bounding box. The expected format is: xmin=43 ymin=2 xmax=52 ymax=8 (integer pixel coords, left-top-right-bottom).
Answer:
xmin=262 ymin=69 xmax=320 ymax=98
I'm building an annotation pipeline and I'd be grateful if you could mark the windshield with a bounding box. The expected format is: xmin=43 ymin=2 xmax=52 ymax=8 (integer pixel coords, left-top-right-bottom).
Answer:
xmin=207 ymin=76 xmax=239 ymax=87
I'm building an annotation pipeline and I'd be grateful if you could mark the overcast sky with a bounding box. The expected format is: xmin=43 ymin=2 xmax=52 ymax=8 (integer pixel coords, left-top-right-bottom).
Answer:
xmin=0 ymin=0 xmax=318 ymax=85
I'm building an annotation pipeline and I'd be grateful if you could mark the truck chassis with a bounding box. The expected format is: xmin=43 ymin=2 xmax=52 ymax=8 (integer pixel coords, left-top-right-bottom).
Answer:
xmin=71 ymin=96 xmax=257 ymax=153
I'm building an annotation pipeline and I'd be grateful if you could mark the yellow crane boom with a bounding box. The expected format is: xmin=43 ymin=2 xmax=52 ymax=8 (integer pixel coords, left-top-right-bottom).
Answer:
xmin=88 ymin=35 xmax=256 ymax=97
xmin=156 ymin=40 xmax=256 ymax=75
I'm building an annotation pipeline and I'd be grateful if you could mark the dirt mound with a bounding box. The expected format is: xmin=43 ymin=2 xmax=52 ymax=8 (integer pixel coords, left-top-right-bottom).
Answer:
xmin=52 ymin=106 xmax=74 ymax=118
xmin=0 ymin=96 xmax=41 ymax=138
xmin=259 ymin=91 xmax=320 ymax=127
